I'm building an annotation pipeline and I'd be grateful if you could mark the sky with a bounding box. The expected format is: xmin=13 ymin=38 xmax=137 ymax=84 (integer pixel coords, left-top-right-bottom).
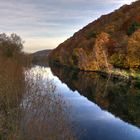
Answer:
xmin=0 ymin=0 xmax=136 ymax=53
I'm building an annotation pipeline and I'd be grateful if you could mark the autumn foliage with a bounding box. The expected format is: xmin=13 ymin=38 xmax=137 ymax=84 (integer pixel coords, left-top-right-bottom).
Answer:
xmin=50 ymin=0 xmax=140 ymax=71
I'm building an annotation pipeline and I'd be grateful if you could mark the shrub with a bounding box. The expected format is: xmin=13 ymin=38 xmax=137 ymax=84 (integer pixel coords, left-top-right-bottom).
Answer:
xmin=0 ymin=58 xmax=25 ymax=140
xmin=0 ymin=33 xmax=23 ymax=58
xmin=110 ymin=53 xmax=126 ymax=68
xmin=0 ymin=64 xmax=76 ymax=140
xmin=22 ymin=67 xmax=76 ymax=140
xmin=127 ymin=21 xmax=140 ymax=36
xmin=87 ymin=30 xmax=97 ymax=39
xmin=0 ymin=33 xmax=76 ymax=140
xmin=71 ymin=48 xmax=79 ymax=65
xmin=127 ymin=29 xmax=140 ymax=69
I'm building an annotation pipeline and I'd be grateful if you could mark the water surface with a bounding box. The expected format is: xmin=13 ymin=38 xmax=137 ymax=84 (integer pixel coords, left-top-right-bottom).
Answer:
xmin=35 ymin=65 xmax=140 ymax=140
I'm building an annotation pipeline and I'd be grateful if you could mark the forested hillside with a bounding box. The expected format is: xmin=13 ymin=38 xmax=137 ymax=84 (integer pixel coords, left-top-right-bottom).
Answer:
xmin=50 ymin=0 xmax=140 ymax=72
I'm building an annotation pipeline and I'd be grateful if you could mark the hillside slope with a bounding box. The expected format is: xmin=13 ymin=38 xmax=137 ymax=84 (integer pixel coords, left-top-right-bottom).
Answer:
xmin=32 ymin=49 xmax=52 ymax=65
xmin=49 ymin=1 xmax=140 ymax=72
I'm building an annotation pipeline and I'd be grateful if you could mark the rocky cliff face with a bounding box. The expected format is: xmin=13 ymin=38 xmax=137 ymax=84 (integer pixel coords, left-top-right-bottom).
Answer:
xmin=49 ymin=1 xmax=140 ymax=72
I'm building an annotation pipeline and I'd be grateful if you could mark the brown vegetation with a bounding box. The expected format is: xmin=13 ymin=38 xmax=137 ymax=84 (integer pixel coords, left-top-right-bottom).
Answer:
xmin=49 ymin=0 xmax=140 ymax=72
xmin=0 ymin=33 xmax=76 ymax=140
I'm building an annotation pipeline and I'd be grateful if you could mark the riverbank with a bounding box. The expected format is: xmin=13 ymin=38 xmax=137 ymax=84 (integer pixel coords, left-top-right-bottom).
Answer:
xmin=49 ymin=61 xmax=140 ymax=83
xmin=100 ymin=68 xmax=140 ymax=81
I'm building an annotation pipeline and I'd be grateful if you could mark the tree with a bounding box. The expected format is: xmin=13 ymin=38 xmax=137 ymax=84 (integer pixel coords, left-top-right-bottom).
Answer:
xmin=0 ymin=33 xmax=24 ymax=57
xmin=127 ymin=21 xmax=140 ymax=36
xmin=127 ymin=29 xmax=140 ymax=69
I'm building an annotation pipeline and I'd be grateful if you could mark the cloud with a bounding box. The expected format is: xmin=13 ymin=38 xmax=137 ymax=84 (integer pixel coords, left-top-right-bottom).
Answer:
xmin=0 ymin=0 xmax=136 ymax=52
xmin=23 ymin=36 xmax=68 ymax=52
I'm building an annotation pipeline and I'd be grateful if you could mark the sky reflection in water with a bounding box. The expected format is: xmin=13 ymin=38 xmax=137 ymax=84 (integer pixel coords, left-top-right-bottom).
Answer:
xmin=33 ymin=66 xmax=140 ymax=140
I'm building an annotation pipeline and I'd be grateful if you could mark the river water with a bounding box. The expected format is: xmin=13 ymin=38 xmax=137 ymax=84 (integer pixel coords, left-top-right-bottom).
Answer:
xmin=32 ymin=65 xmax=140 ymax=140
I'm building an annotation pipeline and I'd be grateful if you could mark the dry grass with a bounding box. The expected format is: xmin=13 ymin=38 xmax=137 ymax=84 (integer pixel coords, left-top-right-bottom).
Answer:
xmin=21 ymin=68 xmax=76 ymax=140
xmin=0 ymin=57 xmax=25 ymax=140
xmin=0 ymin=57 xmax=76 ymax=140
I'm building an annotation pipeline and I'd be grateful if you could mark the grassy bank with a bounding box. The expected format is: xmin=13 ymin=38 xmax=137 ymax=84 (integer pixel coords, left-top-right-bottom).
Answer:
xmin=50 ymin=61 xmax=140 ymax=82
xmin=110 ymin=69 xmax=140 ymax=80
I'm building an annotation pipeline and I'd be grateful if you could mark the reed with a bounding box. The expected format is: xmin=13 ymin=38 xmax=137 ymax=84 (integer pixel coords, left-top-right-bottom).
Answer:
xmin=0 ymin=58 xmax=76 ymax=140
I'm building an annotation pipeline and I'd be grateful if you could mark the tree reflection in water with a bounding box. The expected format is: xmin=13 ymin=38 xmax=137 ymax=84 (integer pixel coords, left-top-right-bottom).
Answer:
xmin=50 ymin=65 xmax=140 ymax=128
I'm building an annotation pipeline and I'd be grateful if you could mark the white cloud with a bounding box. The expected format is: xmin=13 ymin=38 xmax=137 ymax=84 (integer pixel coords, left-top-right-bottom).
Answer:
xmin=23 ymin=37 xmax=68 ymax=53
xmin=0 ymin=0 xmax=136 ymax=52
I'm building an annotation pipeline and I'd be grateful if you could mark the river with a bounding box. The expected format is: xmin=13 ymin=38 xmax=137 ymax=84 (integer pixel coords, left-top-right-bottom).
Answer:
xmin=30 ymin=65 xmax=140 ymax=140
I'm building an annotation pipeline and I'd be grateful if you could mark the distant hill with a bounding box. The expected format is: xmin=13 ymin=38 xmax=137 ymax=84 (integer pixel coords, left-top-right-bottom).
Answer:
xmin=32 ymin=49 xmax=52 ymax=65
xmin=33 ymin=49 xmax=52 ymax=57
xmin=49 ymin=0 xmax=140 ymax=72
